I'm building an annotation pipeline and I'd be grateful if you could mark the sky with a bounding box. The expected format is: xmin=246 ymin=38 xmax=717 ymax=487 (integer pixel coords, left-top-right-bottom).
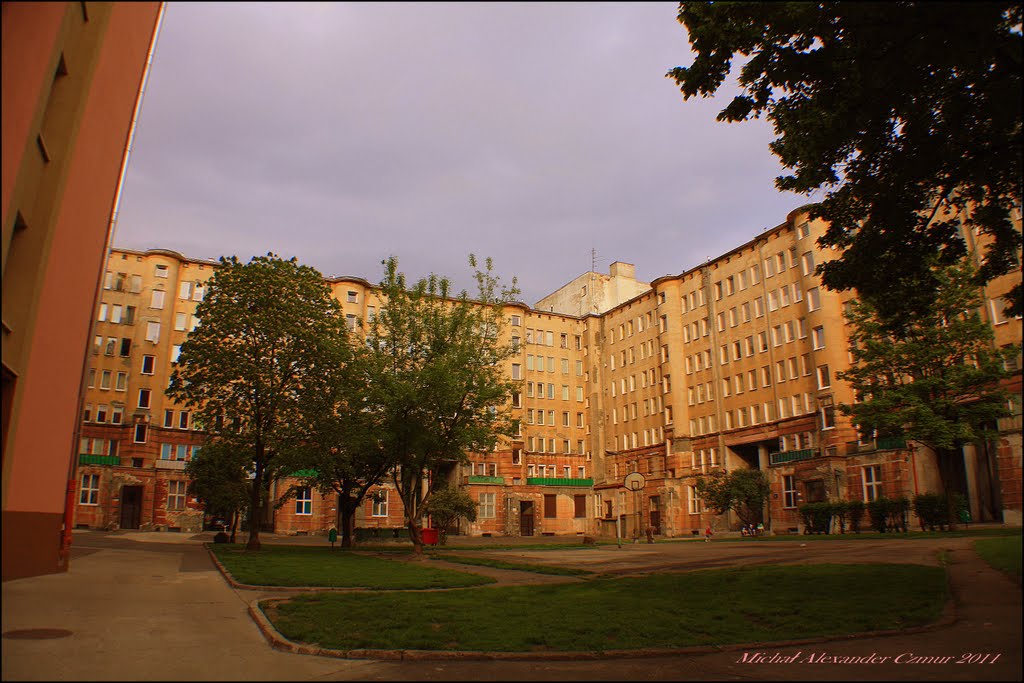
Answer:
xmin=113 ymin=2 xmax=809 ymax=306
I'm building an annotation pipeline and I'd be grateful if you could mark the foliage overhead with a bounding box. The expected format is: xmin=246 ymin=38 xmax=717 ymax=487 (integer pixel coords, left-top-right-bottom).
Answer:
xmin=696 ymin=468 xmax=771 ymax=528
xmin=364 ymin=254 xmax=520 ymax=553
xmin=168 ymin=253 xmax=347 ymax=550
xmin=667 ymin=1 xmax=1023 ymax=324
xmin=837 ymin=258 xmax=1018 ymax=455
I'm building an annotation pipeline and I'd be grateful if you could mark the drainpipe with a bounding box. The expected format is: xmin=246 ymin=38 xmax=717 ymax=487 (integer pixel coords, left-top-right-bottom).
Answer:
xmin=61 ymin=2 xmax=167 ymax=565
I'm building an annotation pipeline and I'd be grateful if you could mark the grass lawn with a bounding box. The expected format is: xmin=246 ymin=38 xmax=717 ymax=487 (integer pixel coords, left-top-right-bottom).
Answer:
xmin=264 ymin=563 xmax=947 ymax=652
xmin=973 ymin=535 xmax=1022 ymax=581
xmin=210 ymin=545 xmax=495 ymax=588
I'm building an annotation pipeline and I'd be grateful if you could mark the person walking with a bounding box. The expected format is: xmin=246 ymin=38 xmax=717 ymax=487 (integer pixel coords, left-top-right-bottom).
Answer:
xmin=704 ymin=525 xmax=713 ymax=542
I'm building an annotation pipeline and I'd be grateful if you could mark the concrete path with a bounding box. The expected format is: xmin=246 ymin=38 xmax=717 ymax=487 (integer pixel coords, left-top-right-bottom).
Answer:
xmin=2 ymin=530 xmax=1020 ymax=681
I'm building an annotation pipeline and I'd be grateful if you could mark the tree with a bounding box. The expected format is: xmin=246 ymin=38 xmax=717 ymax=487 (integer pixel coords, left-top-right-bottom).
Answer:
xmin=422 ymin=485 xmax=479 ymax=545
xmin=168 ymin=254 xmax=347 ymax=551
xmin=364 ymin=255 xmax=519 ymax=556
xmin=696 ymin=468 xmax=770 ymax=529
xmin=184 ymin=441 xmax=250 ymax=543
xmin=667 ymin=2 xmax=1022 ymax=326
xmin=288 ymin=337 xmax=392 ymax=548
xmin=838 ymin=257 xmax=1018 ymax=525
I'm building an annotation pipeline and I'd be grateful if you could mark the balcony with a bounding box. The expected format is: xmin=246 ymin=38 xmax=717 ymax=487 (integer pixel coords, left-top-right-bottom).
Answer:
xmin=525 ymin=477 xmax=593 ymax=487
xmin=155 ymin=459 xmax=187 ymax=470
xmin=768 ymin=449 xmax=816 ymax=466
xmin=79 ymin=454 xmax=120 ymax=466
xmin=465 ymin=475 xmax=504 ymax=485
xmin=845 ymin=437 xmax=908 ymax=455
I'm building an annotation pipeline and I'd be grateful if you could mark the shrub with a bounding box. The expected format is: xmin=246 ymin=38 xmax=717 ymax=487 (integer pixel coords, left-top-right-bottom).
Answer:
xmin=798 ymin=502 xmax=833 ymax=534
xmin=867 ymin=497 xmax=891 ymax=532
xmin=913 ymin=492 xmax=969 ymax=531
xmin=888 ymin=496 xmax=910 ymax=533
xmin=847 ymin=500 xmax=865 ymax=533
xmin=832 ymin=501 xmax=850 ymax=534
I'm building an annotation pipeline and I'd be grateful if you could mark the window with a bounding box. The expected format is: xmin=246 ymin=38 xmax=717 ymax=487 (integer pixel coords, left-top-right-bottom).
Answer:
xmin=511 ymin=364 xmax=521 ymax=380
xmin=164 ymin=409 xmax=175 ymax=428
xmin=807 ymin=287 xmax=821 ymax=312
xmin=479 ymin=492 xmax=496 ymax=518
xmin=138 ymin=388 xmax=151 ymax=409
xmin=797 ymin=221 xmax=811 ymax=239
xmin=801 ymin=251 xmax=815 ymax=276
xmin=574 ymin=494 xmax=586 ymax=518
xmin=783 ymin=475 xmax=797 ymax=508
xmin=142 ymin=355 xmax=155 ymax=375
xmin=111 ymin=406 xmax=123 ymax=424
xmin=295 ymin=486 xmax=312 ymax=515
xmin=100 ymin=370 xmax=112 ymax=390
xmin=179 ymin=281 xmax=192 ymax=300
xmin=129 ymin=274 xmax=143 ymax=293
xmin=812 ymin=326 xmax=826 ymax=350
xmin=171 ymin=345 xmax=181 ymax=364
xmin=347 ymin=290 xmax=358 ymax=303
xmin=119 ymin=338 xmax=131 ymax=357
xmin=544 ymin=494 xmax=557 ymax=518
xmin=817 ymin=364 xmax=831 ymax=389
xmin=863 ymin=465 xmax=882 ymax=502
xmin=510 ymin=314 xmax=521 ymax=327
xmin=174 ymin=312 xmax=187 ymax=331
xmin=819 ymin=395 xmax=836 ymax=430
xmin=192 ymin=284 xmax=205 ymax=302
xmin=105 ymin=337 xmax=116 ymax=355
xmin=164 ymin=480 xmax=188 ymax=511
xmin=110 ymin=305 xmax=123 ymax=324
xmin=154 ymin=264 xmax=169 ymax=278
xmin=150 ymin=289 xmax=165 ymax=309
xmin=178 ymin=411 xmax=190 ymax=430
xmin=145 ymin=321 xmax=160 ymax=343
xmin=133 ymin=424 xmax=148 ymax=443
xmin=79 ymin=474 xmax=100 ymax=505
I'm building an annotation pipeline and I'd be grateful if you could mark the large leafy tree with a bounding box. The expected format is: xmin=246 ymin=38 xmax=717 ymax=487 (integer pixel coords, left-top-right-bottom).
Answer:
xmin=168 ymin=254 xmax=346 ymax=551
xmin=696 ymin=468 xmax=771 ymax=529
xmin=667 ymin=2 xmax=1022 ymax=326
xmin=288 ymin=338 xmax=392 ymax=549
xmin=365 ymin=255 xmax=519 ymax=556
xmin=838 ymin=258 xmax=1018 ymax=521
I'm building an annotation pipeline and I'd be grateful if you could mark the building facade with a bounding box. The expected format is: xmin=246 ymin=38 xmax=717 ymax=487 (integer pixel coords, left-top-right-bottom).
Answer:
xmin=73 ymin=206 xmax=1023 ymax=539
xmin=2 ymin=1 xmax=164 ymax=581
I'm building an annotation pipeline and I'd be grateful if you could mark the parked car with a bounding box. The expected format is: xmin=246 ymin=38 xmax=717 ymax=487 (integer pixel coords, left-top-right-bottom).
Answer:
xmin=204 ymin=516 xmax=230 ymax=532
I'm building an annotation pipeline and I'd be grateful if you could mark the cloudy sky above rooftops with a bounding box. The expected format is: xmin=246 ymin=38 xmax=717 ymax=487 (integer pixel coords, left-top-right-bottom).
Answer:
xmin=114 ymin=1 xmax=808 ymax=306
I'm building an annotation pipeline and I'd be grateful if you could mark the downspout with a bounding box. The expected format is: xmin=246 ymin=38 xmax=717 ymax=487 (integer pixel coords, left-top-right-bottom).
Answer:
xmin=61 ymin=2 xmax=167 ymax=564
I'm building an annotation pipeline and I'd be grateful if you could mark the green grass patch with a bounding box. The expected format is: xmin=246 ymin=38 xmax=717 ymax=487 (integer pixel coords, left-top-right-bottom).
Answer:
xmin=210 ymin=545 xmax=494 ymax=588
xmin=722 ymin=527 xmax=1023 ymax=541
xmin=432 ymin=553 xmax=593 ymax=576
xmin=266 ymin=563 xmax=947 ymax=652
xmin=973 ymin=535 xmax=1022 ymax=581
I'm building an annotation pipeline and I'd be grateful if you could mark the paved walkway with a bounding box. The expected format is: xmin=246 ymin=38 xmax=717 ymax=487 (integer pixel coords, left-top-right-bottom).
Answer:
xmin=2 ymin=529 xmax=1020 ymax=681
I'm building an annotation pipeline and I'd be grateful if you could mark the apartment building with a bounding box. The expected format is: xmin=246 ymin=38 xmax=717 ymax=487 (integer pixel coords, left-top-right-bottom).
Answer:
xmin=73 ymin=206 xmax=1022 ymax=538
xmin=2 ymin=1 xmax=164 ymax=580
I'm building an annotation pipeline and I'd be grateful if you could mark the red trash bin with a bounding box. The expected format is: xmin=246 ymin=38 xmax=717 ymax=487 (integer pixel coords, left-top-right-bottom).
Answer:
xmin=420 ymin=528 xmax=439 ymax=545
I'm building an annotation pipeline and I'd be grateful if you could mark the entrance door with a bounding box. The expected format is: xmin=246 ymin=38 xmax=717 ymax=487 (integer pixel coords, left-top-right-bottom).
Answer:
xmin=649 ymin=496 xmax=661 ymax=535
xmin=119 ymin=486 xmax=143 ymax=529
xmin=519 ymin=500 xmax=534 ymax=536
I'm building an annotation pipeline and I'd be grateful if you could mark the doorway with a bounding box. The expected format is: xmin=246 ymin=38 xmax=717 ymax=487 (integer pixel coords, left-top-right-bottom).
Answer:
xmin=519 ymin=500 xmax=534 ymax=536
xmin=649 ymin=495 xmax=661 ymax=535
xmin=119 ymin=485 xmax=143 ymax=529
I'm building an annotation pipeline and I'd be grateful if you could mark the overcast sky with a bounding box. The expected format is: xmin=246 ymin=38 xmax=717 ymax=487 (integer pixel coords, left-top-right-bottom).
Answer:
xmin=113 ymin=1 xmax=808 ymax=306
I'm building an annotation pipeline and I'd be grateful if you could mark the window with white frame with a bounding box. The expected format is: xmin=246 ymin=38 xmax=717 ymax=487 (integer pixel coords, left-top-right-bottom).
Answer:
xmin=150 ymin=289 xmax=165 ymax=309
xmin=154 ymin=264 xmax=169 ymax=278
xmin=179 ymin=281 xmax=192 ymax=300
xmin=479 ymin=492 xmax=496 ymax=518
xmin=783 ymin=475 xmax=797 ymax=508
xmin=371 ymin=489 xmax=388 ymax=516
xmin=862 ymin=465 xmax=882 ymax=502
xmin=295 ymin=486 xmax=313 ymax=515
xmin=167 ymin=480 xmax=187 ymax=510
xmin=807 ymin=287 xmax=821 ymax=311
xmin=817 ymin=364 xmax=831 ymax=389
xmin=145 ymin=321 xmax=160 ymax=343
xmin=133 ymin=423 xmax=147 ymax=443
xmin=142 ymin=355 xmax=155 ymax=375
xmin=80 ymin=474 xmax=100 ymax=505
xmin=812 ymin=326 xmax=826 ymax=350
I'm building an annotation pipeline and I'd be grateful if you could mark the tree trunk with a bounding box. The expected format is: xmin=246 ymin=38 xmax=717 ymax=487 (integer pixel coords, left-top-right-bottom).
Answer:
xmin=246 ymin=456 xmax=263 ymax=551
xmin=229 ymin=510 xmax=238 ymax=544
xmin=936 ymin=447 xmax=962 ymax=531
xmin=339 ymin=497 xmax=358 ymax=548
xmin=408 ymin=516 xmax=423 ymax=557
